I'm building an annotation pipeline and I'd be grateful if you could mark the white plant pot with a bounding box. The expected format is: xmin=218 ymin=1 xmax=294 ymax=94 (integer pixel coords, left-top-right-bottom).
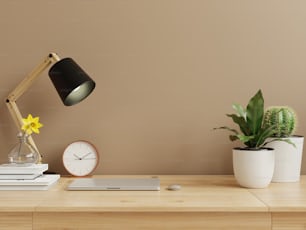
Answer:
xmin=233 ymin=147 xmax=275 ymax=188
xmin=266 ymin=136 xmax=304 ymax=182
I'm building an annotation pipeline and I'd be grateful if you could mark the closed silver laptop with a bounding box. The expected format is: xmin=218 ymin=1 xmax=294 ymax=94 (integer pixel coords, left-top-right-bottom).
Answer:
xmin=67 ymin=178 xmax=160 ymax=191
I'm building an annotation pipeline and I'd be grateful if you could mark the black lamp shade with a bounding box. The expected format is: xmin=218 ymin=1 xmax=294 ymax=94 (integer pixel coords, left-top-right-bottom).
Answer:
xmin=48 ymin=58 xmax=95 ymax=106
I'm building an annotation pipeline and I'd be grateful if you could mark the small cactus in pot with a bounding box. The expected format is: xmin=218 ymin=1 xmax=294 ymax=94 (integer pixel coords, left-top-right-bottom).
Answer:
xmin=263 ymin=106 xmax=303 ymax=182
xmin=263 ymin=106 xmax=297 ymax=138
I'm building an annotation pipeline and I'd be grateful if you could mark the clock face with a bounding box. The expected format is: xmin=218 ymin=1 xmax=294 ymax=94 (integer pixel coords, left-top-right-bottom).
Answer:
xmin=62 ymin=140 xmax=99 ymax=177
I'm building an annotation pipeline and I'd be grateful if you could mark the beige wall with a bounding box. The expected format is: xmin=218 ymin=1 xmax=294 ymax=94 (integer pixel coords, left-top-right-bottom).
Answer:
xmin=1 ymin=0 xmax=306 ymax=175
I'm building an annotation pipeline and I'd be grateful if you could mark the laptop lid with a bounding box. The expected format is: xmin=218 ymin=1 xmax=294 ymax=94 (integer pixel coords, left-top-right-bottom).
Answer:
xmin=67 ymin=178 xmax=160 ymax=191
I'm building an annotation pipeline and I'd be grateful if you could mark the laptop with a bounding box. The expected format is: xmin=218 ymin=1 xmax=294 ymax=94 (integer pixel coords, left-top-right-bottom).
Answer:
xmin=67 ymin=177 xmax=160 ymax=191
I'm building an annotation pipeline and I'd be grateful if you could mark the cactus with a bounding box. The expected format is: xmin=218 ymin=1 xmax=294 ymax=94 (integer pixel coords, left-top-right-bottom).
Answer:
xmin=263 ymin=106 xmax=297 ymax=137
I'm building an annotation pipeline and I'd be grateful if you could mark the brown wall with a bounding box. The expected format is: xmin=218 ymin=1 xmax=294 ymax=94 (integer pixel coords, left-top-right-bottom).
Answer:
xmin=1 ymin=0 xmax=306 ymax=175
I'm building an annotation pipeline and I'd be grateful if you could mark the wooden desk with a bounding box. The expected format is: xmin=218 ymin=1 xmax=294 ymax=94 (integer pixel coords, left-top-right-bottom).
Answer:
xmin=250 ymin=178 xmax=306 ymax=230
xmin=0 ymin=175 xmax=305 ymax=230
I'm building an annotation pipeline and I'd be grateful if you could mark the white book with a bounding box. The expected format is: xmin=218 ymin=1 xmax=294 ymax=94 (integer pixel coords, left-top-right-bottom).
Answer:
xmin=0 ymin=173 xmax=42 ymax=180
xmin=0 ymin=174 xmax=60 ymax=190
xmin=0 ymin=174 xmax=59 ymax=186
xmin=0 ymin=163 xmax=48 ymax=175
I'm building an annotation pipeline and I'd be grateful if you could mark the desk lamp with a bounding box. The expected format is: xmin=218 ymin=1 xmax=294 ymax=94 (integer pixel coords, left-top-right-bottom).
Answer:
xmin=6 ymin=53 xmax=96 ymax=163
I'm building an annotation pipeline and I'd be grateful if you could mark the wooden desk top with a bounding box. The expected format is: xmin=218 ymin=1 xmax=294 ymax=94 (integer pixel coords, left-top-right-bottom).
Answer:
xmin=250 ymin=176 xmax=306 ymax=212
xmin=0 ymin=175 xmax=305 ymax=213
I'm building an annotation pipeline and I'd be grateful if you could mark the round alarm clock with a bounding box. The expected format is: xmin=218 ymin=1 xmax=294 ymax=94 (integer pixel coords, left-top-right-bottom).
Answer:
xmin=62 ymin=140 xmax=99 ymax=177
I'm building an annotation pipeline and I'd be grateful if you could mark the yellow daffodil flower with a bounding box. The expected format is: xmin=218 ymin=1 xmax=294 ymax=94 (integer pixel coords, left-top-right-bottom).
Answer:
xmin=21 ymin=114 xmax=43 ymax=135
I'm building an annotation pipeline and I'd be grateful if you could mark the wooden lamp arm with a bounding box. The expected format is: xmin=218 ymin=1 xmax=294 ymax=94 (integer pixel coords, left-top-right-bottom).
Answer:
xmin=5 ymin=53 xmax=61 ymax=163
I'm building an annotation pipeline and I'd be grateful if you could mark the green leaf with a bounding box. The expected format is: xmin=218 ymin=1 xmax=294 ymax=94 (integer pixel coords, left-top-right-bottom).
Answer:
xmin=255 ymin=125 xmax=276 ymax=148
xmin=214 ymin=126 xmax=240 ymax=143
xmin=232 ymin=103 xmax=246 ymax=119
xmin=229 ymin=135 xmax=239 ymax=141
xmin=226 ymin=114 xmax=250 ymax=136
xmin=213 ymin=126 xmax=239 ymax=135
xmin=246 ymin=90 xmax=264 ymax=135
xmin=263 ymin=138 xmax=296 ymax=148
xmin=236 ymin=134 xmax=254 ymax=143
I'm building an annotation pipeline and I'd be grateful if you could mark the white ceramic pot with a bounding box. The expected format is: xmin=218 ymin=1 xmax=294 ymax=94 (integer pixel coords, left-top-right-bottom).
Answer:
xmin=233 ymin=147 xmax=275 ymax=188
xmin=266 ymin=136 xmax=304 ymax=182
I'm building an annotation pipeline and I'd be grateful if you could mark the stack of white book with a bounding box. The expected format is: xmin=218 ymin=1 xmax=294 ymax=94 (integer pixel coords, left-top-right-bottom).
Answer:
xmin=0 ymin=164 xmax=60 ymax=190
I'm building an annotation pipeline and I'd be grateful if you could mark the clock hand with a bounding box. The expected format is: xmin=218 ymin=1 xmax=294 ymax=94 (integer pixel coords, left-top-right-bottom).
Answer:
xmin=80 ymin=152 xmax=92 ymax=160
xmin=73 ymin=154 xmax=82 ymax=160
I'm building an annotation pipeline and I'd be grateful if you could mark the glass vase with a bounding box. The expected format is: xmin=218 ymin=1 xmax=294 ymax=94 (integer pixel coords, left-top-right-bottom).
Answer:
xmin=8 ymin=133 xmax=39 ymax=165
